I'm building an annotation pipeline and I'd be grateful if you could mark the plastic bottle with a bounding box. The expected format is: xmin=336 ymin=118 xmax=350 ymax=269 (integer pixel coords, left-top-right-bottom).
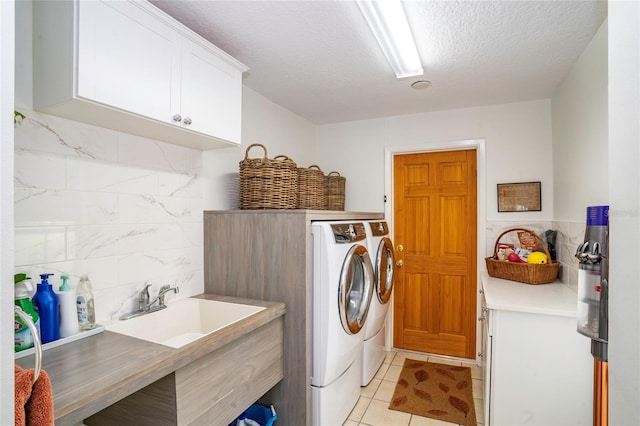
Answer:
xmin=58 ymin=274 xmax=79 ymax=338
xmin=236 ymin=415 xmax=259 ymax=426
xmin=32 ymin=273 xmax=60 ymax=344
xmin=14 ymin=274 xmax=40 ymax=352
xmin=76 ymin=275 xmax=96 ymax=330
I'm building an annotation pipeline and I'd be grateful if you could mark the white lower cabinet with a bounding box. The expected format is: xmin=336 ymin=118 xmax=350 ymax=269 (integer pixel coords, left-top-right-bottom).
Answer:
xmin=33 ymin=0 xmax=247 ymax=150
xmin=483 ymin=303 xmax=593 ymax=425
xmin=479 ymin=291 xmax=492 ymax=426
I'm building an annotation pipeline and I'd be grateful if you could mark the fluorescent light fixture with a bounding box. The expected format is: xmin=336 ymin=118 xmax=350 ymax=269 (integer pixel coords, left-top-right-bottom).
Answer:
xmin=356 ymin=0 xmax=423 ymax=79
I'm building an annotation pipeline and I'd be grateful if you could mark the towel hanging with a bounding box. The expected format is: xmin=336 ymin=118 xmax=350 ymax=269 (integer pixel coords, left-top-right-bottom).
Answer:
xmin=14 ymin=306 xmax=42 ymax=384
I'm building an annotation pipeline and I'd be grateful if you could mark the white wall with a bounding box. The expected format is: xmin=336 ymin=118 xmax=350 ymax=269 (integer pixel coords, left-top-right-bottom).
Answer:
xmin=1 ymin=1 xmax=15 ymax=423
xmin=317 ymin=100 xmax=553 ymax=222
xmin=203 ymin=87 xmax=317 ymax=210
xmin=550 ymin=19 xmax=608 ymax=290
xmin=317 ymin=99 xmax=554 ymax=258
xmin=552 ymin=20 xmax=608 ymax=223
xmin=608 ymin=2 xmax=640 ymax=423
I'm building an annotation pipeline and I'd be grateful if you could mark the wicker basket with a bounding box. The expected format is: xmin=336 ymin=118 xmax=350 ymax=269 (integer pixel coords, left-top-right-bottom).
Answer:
xmin=324 ymin=171 xmax=345 ymax=210
xmin=239 ymin=144 xmax=297 ymax=209
xmin=485 ymin=228 xmax=560 ymax=285
xmin=296 ymin=165 xmax=325 ymax=210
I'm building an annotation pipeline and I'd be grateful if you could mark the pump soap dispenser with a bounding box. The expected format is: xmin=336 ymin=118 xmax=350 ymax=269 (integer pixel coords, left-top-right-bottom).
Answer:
xmin=58 ymin=274 xmax=79 ymax=338
xmin=32 ymin=273 xmax=60 ymax=343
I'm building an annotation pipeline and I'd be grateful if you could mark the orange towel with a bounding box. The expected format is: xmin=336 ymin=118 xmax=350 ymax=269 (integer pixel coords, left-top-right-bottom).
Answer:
xmin=14 ymin=365 xmax=54 ymax=426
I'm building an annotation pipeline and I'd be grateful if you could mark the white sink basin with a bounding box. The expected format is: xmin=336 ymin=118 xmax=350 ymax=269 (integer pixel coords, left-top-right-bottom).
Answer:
xmin=106 ymin=298 xmax=265 ymax=348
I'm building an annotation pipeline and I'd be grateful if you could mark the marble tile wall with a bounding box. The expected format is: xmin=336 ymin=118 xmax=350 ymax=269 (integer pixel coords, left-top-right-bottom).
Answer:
xmin=553 ymin=220 xmax=586 ymax=292
xmin=14 ymin=110 xmax=204 ymax=323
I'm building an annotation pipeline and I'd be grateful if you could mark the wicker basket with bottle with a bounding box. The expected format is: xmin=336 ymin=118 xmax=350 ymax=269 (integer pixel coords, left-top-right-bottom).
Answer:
xmin=485 ymin=228 xmax=560 ymax=285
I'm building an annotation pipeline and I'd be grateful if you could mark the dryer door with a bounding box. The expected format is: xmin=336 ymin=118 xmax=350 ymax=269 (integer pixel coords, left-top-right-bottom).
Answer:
xmin=375 ymin=237 xmax=395 ymax=304
xmin=339 ymin=244 xmax=374 ymax=335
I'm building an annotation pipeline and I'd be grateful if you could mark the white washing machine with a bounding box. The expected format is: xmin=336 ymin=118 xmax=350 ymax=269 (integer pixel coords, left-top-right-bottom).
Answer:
xmin=361 ymin=220 xmax=395 ymax=386
xmin=310 ymin=221 xmax=374 ymax=426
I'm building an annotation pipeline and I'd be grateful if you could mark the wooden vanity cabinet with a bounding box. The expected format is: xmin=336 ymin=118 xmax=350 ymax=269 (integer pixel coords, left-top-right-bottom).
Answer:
xmin=203 ymin=210 xmax=383 ymax=426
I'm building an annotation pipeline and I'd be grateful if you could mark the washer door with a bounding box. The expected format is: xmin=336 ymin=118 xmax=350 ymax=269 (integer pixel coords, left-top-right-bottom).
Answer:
xmin=338 ymin=244 xmax=374 ymax=335
xmin=375 ymin=237 xmax=395 ymax=304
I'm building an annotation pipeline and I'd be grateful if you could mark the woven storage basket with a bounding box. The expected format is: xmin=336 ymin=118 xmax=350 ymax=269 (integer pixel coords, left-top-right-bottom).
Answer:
xmin=296 ymin=165 xmax=325 ymax=210
xmin=324 ymin=171 xmax=345 ymax=210
xmin=239 ymin=144 xmax=297 ymax=209
xmin=485 ymin=228 xmax=560 ymax=285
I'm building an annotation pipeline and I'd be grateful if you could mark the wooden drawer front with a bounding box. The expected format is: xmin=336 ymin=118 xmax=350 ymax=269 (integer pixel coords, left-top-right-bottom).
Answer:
xmin=177 ymin=318 xmax=284 ymax=425
xmin=86 ymin=317 xmax=284 ymax=426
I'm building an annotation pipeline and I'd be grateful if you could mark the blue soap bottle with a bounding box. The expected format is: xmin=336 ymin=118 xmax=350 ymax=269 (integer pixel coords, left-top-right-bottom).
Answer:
xmin=32 ymin=273 xmax=60 ymax=343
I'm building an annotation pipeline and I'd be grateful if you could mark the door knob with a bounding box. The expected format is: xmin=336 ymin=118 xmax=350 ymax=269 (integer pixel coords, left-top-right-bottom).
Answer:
xmin=397 ymin=244 xmax=404 ymax=252
xmin=396 ymin=259 xmax=404 ymax=267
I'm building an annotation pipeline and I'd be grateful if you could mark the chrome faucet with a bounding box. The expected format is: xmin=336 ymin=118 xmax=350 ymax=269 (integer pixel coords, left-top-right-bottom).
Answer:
xmin=152 ymin=284 xmax=180 ymax=309
xmin=120 ymin=284 xmax=180 ymax=320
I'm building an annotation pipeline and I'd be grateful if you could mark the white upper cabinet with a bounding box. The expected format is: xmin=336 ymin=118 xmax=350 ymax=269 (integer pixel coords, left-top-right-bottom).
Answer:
xmin=33 ymin=0 xmax=248 ymax=150
xmin=77 ymin=1 xmax=181 ymax=124
xmin=181 ymin=40 xmax=243 ymax=143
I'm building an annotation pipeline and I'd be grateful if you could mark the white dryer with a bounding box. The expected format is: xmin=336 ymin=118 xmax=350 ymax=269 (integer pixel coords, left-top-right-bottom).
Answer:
xmin=310 ymin=221 xmax=374 ymax=426
xmin=361 ymin=220 xmax=395 ymax=386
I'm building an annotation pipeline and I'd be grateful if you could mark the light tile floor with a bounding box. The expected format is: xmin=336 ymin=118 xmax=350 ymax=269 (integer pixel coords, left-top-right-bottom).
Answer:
xmin=344 ymin=350 xmax=484 ymax=426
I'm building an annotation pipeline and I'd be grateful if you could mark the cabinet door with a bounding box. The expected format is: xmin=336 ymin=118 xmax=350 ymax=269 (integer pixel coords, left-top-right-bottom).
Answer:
xmin=181 ymin=40 xmax=243 ymax=144
xmin=77 ymin=0 xmax=181 ymax=124
xmin=483 ymin=309 xmax=492 ymax=425
xmin=479 ymin=294 xmax=492 ymax=425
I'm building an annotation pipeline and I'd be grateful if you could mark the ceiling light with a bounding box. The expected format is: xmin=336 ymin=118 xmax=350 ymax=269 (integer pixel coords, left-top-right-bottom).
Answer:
xmin=356 ymin=0 xmax=424 ymax=79
xmin=411 ymin=80 xmax=432 ymax=90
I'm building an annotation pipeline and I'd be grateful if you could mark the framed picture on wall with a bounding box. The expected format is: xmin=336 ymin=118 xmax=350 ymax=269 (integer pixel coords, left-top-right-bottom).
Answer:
xmin=497 ymin=181 xmax=542 ymax=212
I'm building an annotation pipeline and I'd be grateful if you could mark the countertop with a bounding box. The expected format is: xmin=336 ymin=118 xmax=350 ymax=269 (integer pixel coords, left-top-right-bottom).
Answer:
xmin=204 ymin=209 xmax=384 ymax=221
xmin=480 ymin=271 xmax=578 ymax=317
xmin=15 ymin=294 xmax=285 ymax=426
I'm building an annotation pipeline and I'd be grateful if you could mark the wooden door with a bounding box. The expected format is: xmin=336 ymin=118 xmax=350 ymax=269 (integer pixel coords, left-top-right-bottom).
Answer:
xmin=393 ymin=149 xmax=477 ymax=358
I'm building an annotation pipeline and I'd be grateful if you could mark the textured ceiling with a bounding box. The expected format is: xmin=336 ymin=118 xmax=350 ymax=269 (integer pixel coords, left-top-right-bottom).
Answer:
xmin=151 ymin=0 xmax=607 ymax=125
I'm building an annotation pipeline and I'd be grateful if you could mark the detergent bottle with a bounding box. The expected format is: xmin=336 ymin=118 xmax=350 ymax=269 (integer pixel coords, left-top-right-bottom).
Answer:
xmin=14 ymin=274 xmax=40 ymax=352
xmin=32 ymin=273 xmax=60 ymax=343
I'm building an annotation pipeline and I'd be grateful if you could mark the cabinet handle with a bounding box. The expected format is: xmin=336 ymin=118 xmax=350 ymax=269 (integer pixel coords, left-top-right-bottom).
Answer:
xmin=482 ymin=307 xmax=489 ymax=314
xmin=479 ymin=289 xmax=484 ymax=294
xmin=172 ymin=114 xmax=182 ymax=123
xmin=478 ymin=315 xmax=486 ymax=321
xmin=183 ymin=117 xmax=192 ymax=126
xmin=397 ymin=244 xmax=404 ymax=252
xmin=477 ymin=352 xmax=483 ymax=357
xmin=396 ymin=259 xmax=404 ymax=267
